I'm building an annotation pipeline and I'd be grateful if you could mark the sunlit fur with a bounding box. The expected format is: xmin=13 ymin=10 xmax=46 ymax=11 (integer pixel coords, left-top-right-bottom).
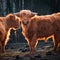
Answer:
xmin=0 ymin=13 xmax=20 ymax=53
xmin=24 ymin=13 xmax=60 ymax=53
xmin=16 ymin=10 xmax=60 ymax=54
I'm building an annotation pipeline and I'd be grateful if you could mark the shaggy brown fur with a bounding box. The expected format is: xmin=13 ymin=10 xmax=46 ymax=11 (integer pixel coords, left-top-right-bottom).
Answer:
xmin=0 ymin=13 xmax=20 ymax=53
xmin=15 ymin=10 xmax=60 ymax=54
xmin=14 ymin=10 xmax=37 ymax=21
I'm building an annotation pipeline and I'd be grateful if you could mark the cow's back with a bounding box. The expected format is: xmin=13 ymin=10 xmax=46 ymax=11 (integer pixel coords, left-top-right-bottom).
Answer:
xmin=27 ymin=16 xmax=54 ymax=39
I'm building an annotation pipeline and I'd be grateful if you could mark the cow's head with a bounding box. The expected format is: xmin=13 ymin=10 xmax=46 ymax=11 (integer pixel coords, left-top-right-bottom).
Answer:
xmin=15 ymin=10 xmax=38 ymax=25
xmin=6 ymin=13 xmax=21 ymax=30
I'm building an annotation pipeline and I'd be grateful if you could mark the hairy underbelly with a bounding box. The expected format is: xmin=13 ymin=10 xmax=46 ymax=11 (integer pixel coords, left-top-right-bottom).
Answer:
xmin=37 ymin=34 xmax=54 ymax=42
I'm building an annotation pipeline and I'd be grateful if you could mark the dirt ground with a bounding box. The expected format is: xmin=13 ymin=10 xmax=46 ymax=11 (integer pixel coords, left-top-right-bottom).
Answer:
xmin=0 ymin=40 xmax=60 ymax=60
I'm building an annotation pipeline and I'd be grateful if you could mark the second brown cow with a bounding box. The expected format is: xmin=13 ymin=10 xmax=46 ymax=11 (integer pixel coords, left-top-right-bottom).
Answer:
xmin=15 ymin=10 xmax=60 ymax=54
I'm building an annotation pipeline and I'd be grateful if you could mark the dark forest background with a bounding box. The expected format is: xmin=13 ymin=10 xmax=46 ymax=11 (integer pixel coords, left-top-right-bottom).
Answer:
xmin=0 ymin=0 xmax=60 ymax=43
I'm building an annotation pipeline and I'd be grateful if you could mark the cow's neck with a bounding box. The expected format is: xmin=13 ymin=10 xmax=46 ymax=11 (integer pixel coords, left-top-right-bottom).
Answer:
xmin=21 ymin=24 xmax=29 ymax=37
xmin=22 ymin=24 xmax=28 ymax=31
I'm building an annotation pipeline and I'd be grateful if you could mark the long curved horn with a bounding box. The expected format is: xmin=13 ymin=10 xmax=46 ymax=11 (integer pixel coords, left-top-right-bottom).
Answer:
xmin=14 ymin=12 xmax=20 ymax=17
xmin=32 ymin=12 xmax=38 ymax=15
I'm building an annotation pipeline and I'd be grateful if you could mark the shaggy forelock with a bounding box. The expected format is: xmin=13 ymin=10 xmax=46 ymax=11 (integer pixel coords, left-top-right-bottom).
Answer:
xmin=20 ymin=10 xmax=32 ymax=15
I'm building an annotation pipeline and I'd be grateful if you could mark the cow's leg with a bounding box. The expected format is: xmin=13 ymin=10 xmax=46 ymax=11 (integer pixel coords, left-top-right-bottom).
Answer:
xmin=54 ymin=41 xmax=58 ymax=52
xmin=28 ymin=35 xmax=38 ymax=54
xmin=56 ymin=34 xmax=60 ymax=51
xmin=51 ymin=35 xmax=57 ymax=51
xmin=0 ymin=41 xmax=2 ymax=52
xmin=0 ymin=32 xmax=6 ymax=53
xmin=28 ymin=40 xmax=38 ymax=54
xmin=1 ymin=41 xmax=5 ymax=53
xmin=53 ymin=34 xmax=59 ymax=52
xmin=57 ymin=42 xmax=60 ymax=51
xmin=0 ymin=41 xmax=5 ymax=53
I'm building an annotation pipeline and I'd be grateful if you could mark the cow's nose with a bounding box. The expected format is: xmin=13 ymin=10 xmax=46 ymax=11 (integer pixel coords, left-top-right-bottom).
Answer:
xmin=23 ymin=19 xmax=28 ymax=25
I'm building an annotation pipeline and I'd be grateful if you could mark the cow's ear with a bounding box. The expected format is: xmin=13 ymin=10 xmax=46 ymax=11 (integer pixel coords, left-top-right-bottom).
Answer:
xmin=31 ymin=12 xmax=38 ymax=17
xmin=14 ymin=12 xmax=20 ymax=17
xmin=10 ymin=14 xmax=15 ymax=20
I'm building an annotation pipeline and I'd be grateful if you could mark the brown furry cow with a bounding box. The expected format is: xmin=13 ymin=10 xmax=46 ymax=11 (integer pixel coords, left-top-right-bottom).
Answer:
xmin=15 ymin=10 xmax=60 ymax=54
xmin=0 ymin=14 xmax=20 ymax=53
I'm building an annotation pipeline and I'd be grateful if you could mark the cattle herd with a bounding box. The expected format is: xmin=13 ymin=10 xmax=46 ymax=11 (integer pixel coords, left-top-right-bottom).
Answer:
xmin=0 ymin=10 xmax=60 ymax=54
